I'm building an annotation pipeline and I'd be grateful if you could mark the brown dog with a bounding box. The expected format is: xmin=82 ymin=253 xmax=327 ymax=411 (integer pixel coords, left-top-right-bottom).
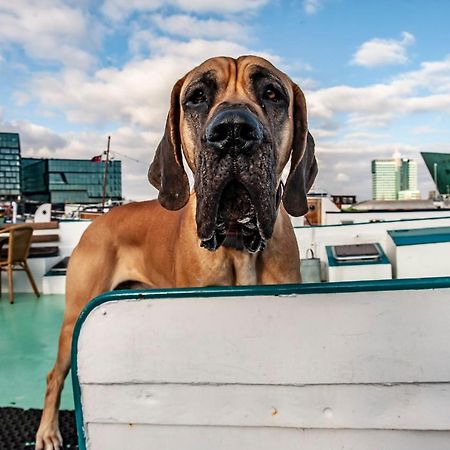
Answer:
xmin=35 ymin=55 xmax=317 ymax=449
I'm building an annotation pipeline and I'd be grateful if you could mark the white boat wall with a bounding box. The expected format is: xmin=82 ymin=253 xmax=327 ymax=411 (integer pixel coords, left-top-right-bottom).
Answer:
xmin=295 ymin=215 xmax=450 ymax=282
xmin=73 ymin=280 xmax=450 ymax=450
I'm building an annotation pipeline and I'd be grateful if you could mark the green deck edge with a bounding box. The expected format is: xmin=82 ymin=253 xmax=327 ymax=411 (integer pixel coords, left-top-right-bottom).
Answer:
xmin=72 ymin=277 xmax=450 ymax=449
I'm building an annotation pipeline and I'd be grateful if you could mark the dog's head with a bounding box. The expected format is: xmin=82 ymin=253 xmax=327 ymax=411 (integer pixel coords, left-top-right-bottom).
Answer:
xmin=149 ymin=55 xmax=317 ymax=252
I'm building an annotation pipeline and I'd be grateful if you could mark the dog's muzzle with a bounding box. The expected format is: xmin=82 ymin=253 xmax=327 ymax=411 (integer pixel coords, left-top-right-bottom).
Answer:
xmin=205 ymin=107 xmax=264 ymax=154
xmin=196 ymin=105 xmax=278 ymax=254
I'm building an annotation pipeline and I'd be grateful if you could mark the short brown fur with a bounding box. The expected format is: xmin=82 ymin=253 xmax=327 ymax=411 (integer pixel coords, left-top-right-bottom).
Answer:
xmin=35 ymin=55 xmax=316 ymax=449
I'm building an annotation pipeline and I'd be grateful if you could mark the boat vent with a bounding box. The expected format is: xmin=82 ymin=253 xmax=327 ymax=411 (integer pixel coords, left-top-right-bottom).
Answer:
xmin=332 ymin=243 xmax=382 ymax=262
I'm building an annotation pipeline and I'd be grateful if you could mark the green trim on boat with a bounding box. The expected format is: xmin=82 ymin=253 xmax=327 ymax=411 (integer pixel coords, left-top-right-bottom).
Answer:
xmin=388 ymin=226 xmax=450 ymax=246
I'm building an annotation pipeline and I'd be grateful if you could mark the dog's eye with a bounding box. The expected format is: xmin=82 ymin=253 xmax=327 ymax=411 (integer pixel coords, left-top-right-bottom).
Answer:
xmin=263 ymin=85 xmax=281 ymax=102
xmin=188 ymin=89 xmax=207 ymax=105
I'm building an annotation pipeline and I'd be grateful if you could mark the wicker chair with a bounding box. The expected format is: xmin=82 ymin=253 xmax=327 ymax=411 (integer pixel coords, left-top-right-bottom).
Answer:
xmin=0 ymin=225 xmax=40 ymax=304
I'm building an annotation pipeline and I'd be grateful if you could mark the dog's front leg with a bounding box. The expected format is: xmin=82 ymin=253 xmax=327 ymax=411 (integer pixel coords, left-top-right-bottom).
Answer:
xmin=35 ymin=319 xmax=74 ymax=450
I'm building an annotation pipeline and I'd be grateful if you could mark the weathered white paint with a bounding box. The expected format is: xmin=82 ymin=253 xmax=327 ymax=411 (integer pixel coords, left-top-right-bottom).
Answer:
xmin=86 ymin=425 xmax=450 ymax=450
xmin=0 ymin=255 xmax=59 ymax=293
xmin=294 ymin=216 xmax=450 ymax=280
xmin=327 ymin=261 xmax=392 ymax=282
xmin=387 ymin=240 xmax=450 ymax=279
xmin=75 ymin=287 xmax=450 ymax=449
xmin=42 ymin=273 xmax=66 ymax=294
xmin=326 ymin=210 xmax=450 ymax=225
xmin=78 ymin=290 xmax=450 ymax=385
xmin=82 ymin=383 xmax=450 ymax=430
xmin=58 ymin=220 xmax=91 ymax=256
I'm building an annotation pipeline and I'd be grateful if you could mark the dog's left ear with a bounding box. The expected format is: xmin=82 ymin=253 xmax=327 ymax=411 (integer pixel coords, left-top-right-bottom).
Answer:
xmin=282 ymin=82 xmax=318 ymax=217
xmin=148 ymin=76 xmax=190 ymax=210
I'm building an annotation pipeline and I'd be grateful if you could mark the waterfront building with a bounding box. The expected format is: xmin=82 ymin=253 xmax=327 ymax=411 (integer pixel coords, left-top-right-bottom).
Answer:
xmin=0 ymin=132 xmax=21 ymax=199
xmin=21 ymin=158 xmax=122 ymax=204
xmin=372 ymin=159 xmax=398 ymax=200
xmin=372 ymin=157 xmax=419 ymax=200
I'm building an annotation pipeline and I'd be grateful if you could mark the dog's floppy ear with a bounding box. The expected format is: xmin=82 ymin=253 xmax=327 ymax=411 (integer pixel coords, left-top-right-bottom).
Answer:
xmin=282 ymin=82 xmax=318 ymax=216
xmin=148 ymin=76 xmax=190 ymax=210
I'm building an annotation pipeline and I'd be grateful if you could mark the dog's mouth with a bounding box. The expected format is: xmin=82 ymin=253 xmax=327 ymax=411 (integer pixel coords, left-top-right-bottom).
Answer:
xmin=199 ymin=180 xmax=269 ymax=253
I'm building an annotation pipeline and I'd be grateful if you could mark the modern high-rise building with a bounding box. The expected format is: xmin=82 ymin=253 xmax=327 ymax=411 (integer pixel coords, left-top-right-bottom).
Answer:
xmin=21 ymin=158 xmax=122 ymax=204
xmin=372 ymin=159 xmax=398 ymax=200
xmin=372 ymin=158 xmax=419 ymax=200
xmin=0 ymin=132 xmax=21 ymax=199
xmin=398 ymin=158 xmax=418 ymax=191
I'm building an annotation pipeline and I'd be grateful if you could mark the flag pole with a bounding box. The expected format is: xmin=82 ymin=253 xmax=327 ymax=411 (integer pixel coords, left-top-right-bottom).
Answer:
xmin=102 ymin=136 xmax=111 ymax=208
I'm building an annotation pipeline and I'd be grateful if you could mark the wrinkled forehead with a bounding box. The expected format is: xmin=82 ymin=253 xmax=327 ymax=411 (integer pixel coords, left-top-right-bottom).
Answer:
xmin=180 ymin=56 xmax=293 ymax=98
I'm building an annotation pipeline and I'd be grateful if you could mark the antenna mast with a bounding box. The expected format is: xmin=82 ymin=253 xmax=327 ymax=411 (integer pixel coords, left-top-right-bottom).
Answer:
xmin=101 ymin=136 xmax=111 ymax=208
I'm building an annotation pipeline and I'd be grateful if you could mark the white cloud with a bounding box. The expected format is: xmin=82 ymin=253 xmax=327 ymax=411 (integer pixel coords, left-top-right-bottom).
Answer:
xmin=336 ymin=172 xmax=350 ymax=182
xmin=174 ymin=0 xmax=268 ymax=13
xmin=30 ymin=39 xmax=252 ymax=128
xmin=312 ymin=138 xmax=437 ymax=198
xmin=151 ymin=14 xmax=249 ymax=41
xmin=0 ymin=1 xmax=99 ymax=68
xmin=0 ymin=118 xmax=67 ymax=154
xmin=101 ymin=0 xmax=268 ymax=21
xmin=307 ymin=55 xmax=450 ymax=129
xmin=303 ymin=0 xmax=323 ymax=15
xmin=351 ymin=32 xmax=415 ymax=68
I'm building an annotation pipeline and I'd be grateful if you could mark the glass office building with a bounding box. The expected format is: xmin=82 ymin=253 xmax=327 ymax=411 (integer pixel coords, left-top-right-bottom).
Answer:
xmin=22 ymin=158 xmax=122 ymax=204
xmin=372 ymin=158 xmax=419 ymax=200
xmin=0 ymin=132 xmax=21 ymax=199
xmin=371 ymin=159 xmax=398 ymax=200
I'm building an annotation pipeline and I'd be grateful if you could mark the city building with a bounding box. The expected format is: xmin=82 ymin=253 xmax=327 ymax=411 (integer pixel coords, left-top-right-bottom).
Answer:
xmin=372 ymin=157 xmax=420 ymax=201
xmin=0 ymin=132 xmax=21 ymax=200
xmin=421 ymin=152 xmax=450 ymax=196
xmin=372 ymin=159 xmax=398 ymax=200
xmin=21 ymin=158 xmax=122 ymax=204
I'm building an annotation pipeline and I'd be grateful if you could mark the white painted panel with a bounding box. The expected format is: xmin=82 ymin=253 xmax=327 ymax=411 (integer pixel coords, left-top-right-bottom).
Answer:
xmin=1 ymin=255 xmax=59 ymax=293
xmin=82 ymin=382 xmax=450 ymax=430
xmin=294 ymin=216 xmax=450 ymax=261
xmin=328 ymin=263 xmax=392 ymax=282
xmin=58 ymin=220 xmax=91 ymax=256
xmin=42 ymin=274 xmax=66 ymax=295
xmin=77 ymin=289 xmax=450 ymax=385
xmin=396 ymin=243 xmax=450 ymax=278
xmin=325 ymin=211 xmax=450 ymax=225
xmin=86 ymin=424 xmax=450 ymax=450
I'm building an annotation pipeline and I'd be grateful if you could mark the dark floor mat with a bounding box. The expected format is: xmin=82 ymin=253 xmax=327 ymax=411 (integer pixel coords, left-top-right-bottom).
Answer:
xmin=0 ymin=408 xmax=78 ymax=449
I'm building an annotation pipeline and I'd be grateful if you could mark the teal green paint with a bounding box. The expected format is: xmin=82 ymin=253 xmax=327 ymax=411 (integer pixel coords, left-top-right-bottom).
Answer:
xmin=72 ymin=277 xmax=450 ymax=449
xmin=326 ymin=244 xmax=390 ymax=267
xmin=388 ymin=226 xmax=450 ymax=246
xmin=0 ymin=293 xmax=74 ymax=410
xmin=294 ymin=215 xmax=450 ymax=229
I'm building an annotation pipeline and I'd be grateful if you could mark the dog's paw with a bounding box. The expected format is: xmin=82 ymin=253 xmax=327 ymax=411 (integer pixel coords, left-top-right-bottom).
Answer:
xmin=35 ymin=425 xmax=63 ymax=450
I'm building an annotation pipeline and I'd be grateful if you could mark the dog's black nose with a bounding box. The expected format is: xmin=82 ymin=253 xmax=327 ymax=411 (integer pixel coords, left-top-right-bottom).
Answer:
xmin=206 ymin=107 xmax=263 ymax=153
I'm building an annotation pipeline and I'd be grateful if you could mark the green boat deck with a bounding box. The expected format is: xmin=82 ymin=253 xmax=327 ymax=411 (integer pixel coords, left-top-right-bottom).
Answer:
xmin=0 ymin=293 xmax=74 ymax=410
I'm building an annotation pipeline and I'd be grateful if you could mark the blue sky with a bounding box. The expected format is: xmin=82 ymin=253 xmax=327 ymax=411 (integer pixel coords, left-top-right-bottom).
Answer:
xmin=1 ymin=0 xmax=450 ymax=200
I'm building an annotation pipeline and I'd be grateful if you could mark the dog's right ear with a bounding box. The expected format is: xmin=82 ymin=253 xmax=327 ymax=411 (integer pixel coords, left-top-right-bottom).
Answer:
xmin=148 ymin=76 xmax=190 ymax=211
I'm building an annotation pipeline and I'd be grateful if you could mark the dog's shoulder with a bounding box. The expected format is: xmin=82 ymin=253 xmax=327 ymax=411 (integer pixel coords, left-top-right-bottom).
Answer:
xmin=79 ymin=198 xmax=187 ymax=243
